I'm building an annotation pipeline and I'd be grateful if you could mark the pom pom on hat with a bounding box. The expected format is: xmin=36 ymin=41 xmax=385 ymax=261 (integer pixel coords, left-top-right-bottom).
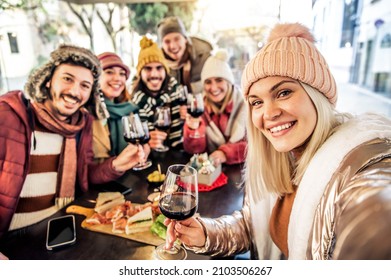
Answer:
xmin=140 ymin=36 xmax=154 ymax=49
xmin=241 ymin=22 xmax=337 ymax=106
xmin=267 ymin=23 xmax=315 ymax=43
xmin=97 ymin=52 xmax=130 ymax=79
xmin=201 ymin=48 xmax=235 ymax=85
xmin=136 ymin=36 xmax=169 ymax=74
xmin=214 ymin=49 xmax=230 ymax=62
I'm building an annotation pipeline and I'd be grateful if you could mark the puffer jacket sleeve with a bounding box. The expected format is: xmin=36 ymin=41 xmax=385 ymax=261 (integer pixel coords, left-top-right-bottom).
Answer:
xmin=185 ymin=196 xmax=252 ymax=257
xmin=218 ymin=140 xmax=247 ymax=165
xmin=332 ymin=157 xmax=391 ymax=259
xmin=0 ymin=92 xmax=30 ymax=238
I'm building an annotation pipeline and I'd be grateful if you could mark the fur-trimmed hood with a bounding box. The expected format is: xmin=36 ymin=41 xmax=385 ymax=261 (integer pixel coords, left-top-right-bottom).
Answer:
xmin=24 ymin=44 xmax=101 ymax=104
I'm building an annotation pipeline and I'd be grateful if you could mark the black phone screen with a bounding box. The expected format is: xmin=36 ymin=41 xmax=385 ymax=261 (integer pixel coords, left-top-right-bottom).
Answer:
xmin=46 ymin=215 xmax=76 ymax=250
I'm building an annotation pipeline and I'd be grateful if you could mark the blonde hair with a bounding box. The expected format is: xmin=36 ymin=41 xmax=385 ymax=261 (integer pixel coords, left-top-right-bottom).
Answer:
xmin=245 ymin=82 xmax=343 ymax=201
xmin=204 ymin=81 xmax=234 ymax=114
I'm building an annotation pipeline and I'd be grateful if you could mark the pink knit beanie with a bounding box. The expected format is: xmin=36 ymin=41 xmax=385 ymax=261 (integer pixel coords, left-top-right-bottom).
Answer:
xmin=97 ymin=52 xmax=130 ymax=79
xmin=241 ymin=23 xmax=337 ymax=106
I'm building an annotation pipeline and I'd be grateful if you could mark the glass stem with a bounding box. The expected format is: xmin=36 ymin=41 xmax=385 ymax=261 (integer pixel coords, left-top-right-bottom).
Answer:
xmin=164 ymin=220 xmax=177 ymax=252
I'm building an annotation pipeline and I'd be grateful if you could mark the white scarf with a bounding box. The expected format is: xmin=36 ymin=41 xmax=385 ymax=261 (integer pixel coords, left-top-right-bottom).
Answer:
xmin=205 ymin=88 xmax=246 ymax=151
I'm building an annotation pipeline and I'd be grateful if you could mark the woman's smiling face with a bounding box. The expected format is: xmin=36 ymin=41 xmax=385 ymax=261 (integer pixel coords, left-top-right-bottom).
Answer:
xmin=247 ymin=76 xmax=317 ymax=153
xmin=204 ymin=77 xmax=229 ymax=104
xmin=99 ymin=66 xmax=127 ymax=101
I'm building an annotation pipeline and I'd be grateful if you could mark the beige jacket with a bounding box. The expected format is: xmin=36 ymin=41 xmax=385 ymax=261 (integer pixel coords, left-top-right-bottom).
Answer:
xmin=189 ymin=113 xmax=391 ymax=259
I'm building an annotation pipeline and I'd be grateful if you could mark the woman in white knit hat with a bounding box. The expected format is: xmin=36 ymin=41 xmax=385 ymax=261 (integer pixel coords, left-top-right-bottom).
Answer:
xmin=183 ymin=49 xmax=247 ymax=165
xmin=163 ymin=23 xmax=391 ymax=260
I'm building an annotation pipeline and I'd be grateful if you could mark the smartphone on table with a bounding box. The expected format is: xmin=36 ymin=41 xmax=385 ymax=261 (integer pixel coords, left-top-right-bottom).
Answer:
xmin=46 ymin=215 xmax=76 ymax=250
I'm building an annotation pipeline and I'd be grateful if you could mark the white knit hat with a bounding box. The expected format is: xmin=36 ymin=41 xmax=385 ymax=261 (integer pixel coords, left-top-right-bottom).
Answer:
xmin=201 ymin=49 xmax=235 ymax=85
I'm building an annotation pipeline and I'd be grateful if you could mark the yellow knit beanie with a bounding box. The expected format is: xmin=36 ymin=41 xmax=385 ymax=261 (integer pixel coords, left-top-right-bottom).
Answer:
xmin=241 ymin=23 xmax=337 ymax=106
xmin=137 ymin=36 xmax=169 ymax=75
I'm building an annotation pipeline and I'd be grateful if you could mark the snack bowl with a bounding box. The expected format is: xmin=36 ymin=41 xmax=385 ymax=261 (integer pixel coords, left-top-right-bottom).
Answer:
xmin=147 ymin=171 xmax=165 ymax=189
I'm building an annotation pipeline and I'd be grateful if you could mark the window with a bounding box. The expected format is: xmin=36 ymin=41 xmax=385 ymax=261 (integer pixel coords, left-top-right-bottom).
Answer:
xmin=7 ymin=32 xmax=19 ymax=54
xmin=340 ymin=0 xmax=359 ymax=48
xmin=380 ymin=34 xmax=391 ymax=48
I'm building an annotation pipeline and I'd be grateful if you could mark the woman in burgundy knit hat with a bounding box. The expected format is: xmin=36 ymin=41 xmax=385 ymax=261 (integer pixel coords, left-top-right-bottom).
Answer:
xmin=91 ymin=52 xmax=149 ymax=164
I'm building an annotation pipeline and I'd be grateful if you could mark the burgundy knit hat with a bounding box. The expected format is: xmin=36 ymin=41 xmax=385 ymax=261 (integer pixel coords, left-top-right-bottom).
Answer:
xmin=97 ymin=52 xmax=130 ymax=79
xmin=241 ymin=23 xmax=337 ymax=106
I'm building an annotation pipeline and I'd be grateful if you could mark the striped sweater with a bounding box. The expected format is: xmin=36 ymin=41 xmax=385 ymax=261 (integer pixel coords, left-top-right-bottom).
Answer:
xmin=131 ymin=76 xmax=184 ymax=148
xmin=9 ymin=121 xmax=64 ymax=230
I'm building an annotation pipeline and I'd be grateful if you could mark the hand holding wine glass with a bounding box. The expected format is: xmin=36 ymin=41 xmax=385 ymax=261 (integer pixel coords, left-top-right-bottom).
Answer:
xmin=154 ymin=164 xmax=198 ymax=260
xmin=121 ymin=113 xmax=152 ymax=170
xmin=153 ymin=106 xmax=171 ymax=152
xmin=187 ymin=92 xmax=205 ymax=138
xmin=177 ymin=85 xmax=188 ymax=121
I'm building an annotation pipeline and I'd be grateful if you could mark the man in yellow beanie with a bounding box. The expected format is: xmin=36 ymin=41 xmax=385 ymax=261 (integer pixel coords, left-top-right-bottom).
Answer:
xmin=157 ymin=16 xmax=213 ymax=94
xmin=131 ymin=36 xmax=187 ymax=151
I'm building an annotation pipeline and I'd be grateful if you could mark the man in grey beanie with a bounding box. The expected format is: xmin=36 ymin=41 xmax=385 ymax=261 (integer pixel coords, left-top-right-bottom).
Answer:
xmin=0 ymin=44 xmax=148 ymax=253
xmin=157 ymin=16 xmax=213 ymax=94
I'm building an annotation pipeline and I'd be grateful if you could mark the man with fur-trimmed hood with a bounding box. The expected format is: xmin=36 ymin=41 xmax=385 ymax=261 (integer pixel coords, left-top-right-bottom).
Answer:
xmin=0 ymin=45 xmax=147 ymax=247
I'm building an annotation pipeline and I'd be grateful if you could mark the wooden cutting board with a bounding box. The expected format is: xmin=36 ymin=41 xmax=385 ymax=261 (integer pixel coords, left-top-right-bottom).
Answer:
xmin=66 ymin=205 xmax=163 ymax=246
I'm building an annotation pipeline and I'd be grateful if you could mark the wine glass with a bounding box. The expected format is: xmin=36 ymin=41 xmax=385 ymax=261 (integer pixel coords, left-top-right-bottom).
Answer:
xmin=121 ymin=114 xmax=152 ymax=171
xmin=153 ymin=106 xmax=171 ymax=152
xmin=187 ymin=92 xmax=205 ymax=138
xmin=177 ymin=85 xmax=188 ymax=105
xmin=154 ymin=164 xmax=198 ymax=260
xmin=177 ymin=85 xmax=188 ymax=123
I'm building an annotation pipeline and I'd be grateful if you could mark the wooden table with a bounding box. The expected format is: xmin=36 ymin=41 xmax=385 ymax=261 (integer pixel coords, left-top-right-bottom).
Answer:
xmin=0 ymin=149 xmax=245 ymax=260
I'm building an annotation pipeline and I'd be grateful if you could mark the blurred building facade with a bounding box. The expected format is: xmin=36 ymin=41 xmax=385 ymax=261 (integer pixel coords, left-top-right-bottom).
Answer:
xmin=0 ymin=9 xmax=39 ymax=94
xmin=1 ymin=0 xmax=390 ymax=97
xmin=312 ymin=0 xmax=391 ymax=96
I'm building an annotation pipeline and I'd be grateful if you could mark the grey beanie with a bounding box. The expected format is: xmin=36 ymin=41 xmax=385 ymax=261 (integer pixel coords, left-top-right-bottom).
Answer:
xmin=24 ymin=44 xmax=101 ymax=103
xmin=157 ymin=16 xmax=188 ymax=43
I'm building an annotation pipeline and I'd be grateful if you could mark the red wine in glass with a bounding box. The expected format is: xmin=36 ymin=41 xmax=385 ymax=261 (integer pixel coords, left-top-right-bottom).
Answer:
xmin=187 ymin=108 xmax=204 ymax=118
xmin=159 ymin=193 xmax=197 ymax=220
xmin=139 ymin=134 xmax=151 ymax=145
xmin=177 ymin=85 xmax=188 ymax=106
xmin=187 ymin=92 xmax=205 ymax=138
xmin=155 ymin=124 xmax=171 ymax=131
xmin=154 ymin=164 xmax=198 ymax=260
xmin=153 ymin=106 xmax=171 ymax=152
xmin=124 ymin=136 xmax=144 ymax=145
xmin=122 ymin=115 xmax=152 ymax=170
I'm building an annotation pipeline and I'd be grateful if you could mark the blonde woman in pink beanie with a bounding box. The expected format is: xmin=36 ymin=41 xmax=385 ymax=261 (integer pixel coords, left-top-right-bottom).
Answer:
xmin=183 ymin=49 xmax=247 ymax=165
xmin=163 ymin=23 xmax=391 ymax=260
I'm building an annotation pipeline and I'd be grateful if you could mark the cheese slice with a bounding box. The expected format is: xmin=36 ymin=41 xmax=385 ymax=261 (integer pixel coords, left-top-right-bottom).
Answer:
xmin=94 ymin=192 xmax=125 ymax=214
